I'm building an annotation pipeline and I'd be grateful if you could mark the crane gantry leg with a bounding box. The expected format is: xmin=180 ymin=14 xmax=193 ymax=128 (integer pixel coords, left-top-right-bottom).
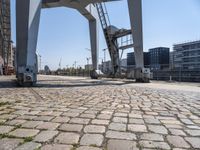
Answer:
xmin=128 ymin=0 xmax=150 ymax=82
xmin=16 ymin=0 xmax=42 ymax=86
xmin=89 ymin=20 xmax=99 ymax=79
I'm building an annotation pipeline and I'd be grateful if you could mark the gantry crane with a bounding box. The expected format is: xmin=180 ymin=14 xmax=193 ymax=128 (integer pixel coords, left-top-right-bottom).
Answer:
xmin=15 ymin=0 xmax=150 ymax=86
xmin=96 ymin=2 xmax=134 ymax=77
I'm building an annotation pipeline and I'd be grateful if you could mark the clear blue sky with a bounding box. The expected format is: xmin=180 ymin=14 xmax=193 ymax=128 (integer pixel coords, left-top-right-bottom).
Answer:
xmin=11 ymin=0 xmax=200 ymax=70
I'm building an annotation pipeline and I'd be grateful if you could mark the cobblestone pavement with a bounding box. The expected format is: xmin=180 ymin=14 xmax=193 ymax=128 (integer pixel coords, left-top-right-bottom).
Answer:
xmin=0 ymin=75 xmax=200 ymax=150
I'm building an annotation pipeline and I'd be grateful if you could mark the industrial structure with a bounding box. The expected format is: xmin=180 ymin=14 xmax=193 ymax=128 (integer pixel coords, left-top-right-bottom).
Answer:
xmin=15 ymin=0 xmax=151 ymax=86
xmin=0 ymin=0 xmax=14 ymax=74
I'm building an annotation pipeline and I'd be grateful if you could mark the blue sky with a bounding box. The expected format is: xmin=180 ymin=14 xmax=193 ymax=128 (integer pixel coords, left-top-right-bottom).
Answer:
xmin=11 ymin=0 xmax=200 ymax=70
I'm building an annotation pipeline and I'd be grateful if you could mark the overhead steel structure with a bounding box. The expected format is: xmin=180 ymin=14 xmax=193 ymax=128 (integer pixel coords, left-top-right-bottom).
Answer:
xmin=16 ymin=0 xmax=150 ymax=86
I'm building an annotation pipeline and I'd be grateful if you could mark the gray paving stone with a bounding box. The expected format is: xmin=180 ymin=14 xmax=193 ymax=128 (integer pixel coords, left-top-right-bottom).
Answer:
xmin=80 ymin=134 xmax=104 ymax=146
xmin=21 ymin=121 xmax=43 ymax=128
xmin=80 ymin=113 xmax=96 ymax=119
xmin=167 ymin=135 xmax=190 ymax=148
xmin=114 ymin=113 xmax=128 ymax=117
xmin=6 ymin=119 xmax=27 ymax=126
xmin=139 ymin=140 xmax=171 ymax=149
xmin=97 ymin=114 xmax=112 ymax=120
xmin=9 ymin=129 xmax=40 ymax=138
xmin=54 ymin=132 xmax=80 ymax=144
xmin=69 ymin=118 xmax=90 ymax=124
xmin=59 ymin=123 xmax=83 ymax=132
xmin=91 ymin=119 xmax=110 ymax=125
xmin=36 ymin=122 xmax=60 ymax=130
xmin=106 ymin=130 xmax=136 ymax=140
xmin=129 ymin=114 xmax=142 ymax=118
xmin=185 ymin=137 xmax=200 ymax=149
xmin=52 ymin=117 xmax=70 ymax=123
xmin=180 ymin=119 xmax=194 ymax=125
xmin=165 ymin=124 xmax=183 ymax=129
xmin=41 ymin=144 xmax=73 ymax=150
xmin=108 ymin=122 xmax=126 ymax=131
xmin=187 ymin=125 xmax=200 ymax=129
xmin=128 ymin=124 xmax=147 ymax=132
xmin=0 ymin=138 xmax=23 ymax=150
xmin=144 ymin=118 xmax=160 ymax=124
xmin=84 ymin=125 xmax=105 ymax=133
xmin=112 ymin=117 xmax=127 ymax=123
xmin=17 ymin=115 xmax=36 ymax=120
xmin=129 ymin=118 xmax=144 ymax=124
xmin=148 ymin=125 xmax=168 ymax=134
xmin=33 ymin=116 xmax=54 ymax=121
xmin=160 ymin=119 xmax=182 ymax=125
xmin=169 ymin=129 xmax=186 ymax=136
xmin=140 ymin=133 xmax=164 ymax=141
xmin=185 ymin=129 xmax=200 ymax=136
xmin=77 ymin=146 xmax=102 ymax=150
xmin=62 ymin=112 xmax=80 ymax=117
xmin=0 ymin=125 xmax=14 ymax=134
xmin=34 ymin=130 xmax=59 ymax=142
xmin=15 ymin=142 xmax=41 ymax=150
xmin=107 ymin=139 xmax=139 ymax=150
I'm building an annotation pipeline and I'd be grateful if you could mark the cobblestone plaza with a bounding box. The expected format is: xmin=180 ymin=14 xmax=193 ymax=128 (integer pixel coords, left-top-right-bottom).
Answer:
xmin=0 ymin=75 xmax=200 ymax=150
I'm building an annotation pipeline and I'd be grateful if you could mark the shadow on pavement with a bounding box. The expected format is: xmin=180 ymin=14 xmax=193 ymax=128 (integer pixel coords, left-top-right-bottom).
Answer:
xmin=0 ymin=78 xmax=136 ymax=88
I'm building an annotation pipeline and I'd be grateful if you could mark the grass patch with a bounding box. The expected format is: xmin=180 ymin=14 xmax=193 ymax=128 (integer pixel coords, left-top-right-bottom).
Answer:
xmin=0 ymin=122 xmax=5 ymax=125
xmin=24 ymin=136 xmax=33 ymax=143
xmin=70 ymin=143 xmax=79 ymax=150
xmin=0 ymin=133 xmax=16 ymax=139
xmin=14 ymin=124 xmax=22 ymax=129
xmin=0 ymin=102 xmax=12 ymax=107
xmin=18 ymin=136 xmax=33 ymax=146
xmin=90 ymin=144 xmax=98 ymax=147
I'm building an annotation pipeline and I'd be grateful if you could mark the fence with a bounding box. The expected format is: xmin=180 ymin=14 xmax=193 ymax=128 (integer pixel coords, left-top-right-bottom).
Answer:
xmin=45 ymin=65 xmax=200 ymax=82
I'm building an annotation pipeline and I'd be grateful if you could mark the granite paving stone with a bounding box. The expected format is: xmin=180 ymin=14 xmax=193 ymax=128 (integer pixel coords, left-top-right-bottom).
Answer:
xmin=54 ymin=132 xmax=80 ymax=144
xmin=9 ymin=129 xmax=40 ymax=138
xmin=80 ymin=134 xmax=104 ymax=146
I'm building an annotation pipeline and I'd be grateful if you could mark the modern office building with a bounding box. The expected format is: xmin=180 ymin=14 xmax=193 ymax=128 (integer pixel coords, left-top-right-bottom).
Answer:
xmin=173 ymin=40 xmax=200 ymax=70
xmin=0 ymin=0 xmax=12 ymax=67
xmin=149 ymin=47 xmax=170 ymax=70
xmin=127 ymin=52 xmax=150 ymax=70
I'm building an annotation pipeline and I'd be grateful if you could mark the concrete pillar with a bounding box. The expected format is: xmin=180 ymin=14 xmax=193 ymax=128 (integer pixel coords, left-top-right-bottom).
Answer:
xmin=128 ymin=0 xmax=144 ymax=68
xmin=16 ymin=0 xmax=42 ymax=85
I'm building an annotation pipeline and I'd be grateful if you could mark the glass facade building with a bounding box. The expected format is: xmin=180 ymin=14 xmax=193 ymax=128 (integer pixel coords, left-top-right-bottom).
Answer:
xmin=173 ymin=40 xmax=200 ymax=70
xmin=149 ymin=47 xmax=170 ymax=70
xmin=127 ymin=52 xmax=150 ymax=69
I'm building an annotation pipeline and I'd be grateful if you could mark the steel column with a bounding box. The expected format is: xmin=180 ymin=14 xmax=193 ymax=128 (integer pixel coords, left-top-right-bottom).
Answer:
xmin=89 ymin=20 xmax=98 ymax=70
xmin=16 ymin=0 xmax=42 ymax=85
xmin=128 ymin=0 xmax=144 ymax=68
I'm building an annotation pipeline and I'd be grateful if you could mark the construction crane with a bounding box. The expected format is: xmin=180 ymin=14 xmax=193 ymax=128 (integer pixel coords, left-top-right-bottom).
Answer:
xmin=96 ymin=2 xmax=134 ymax=77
